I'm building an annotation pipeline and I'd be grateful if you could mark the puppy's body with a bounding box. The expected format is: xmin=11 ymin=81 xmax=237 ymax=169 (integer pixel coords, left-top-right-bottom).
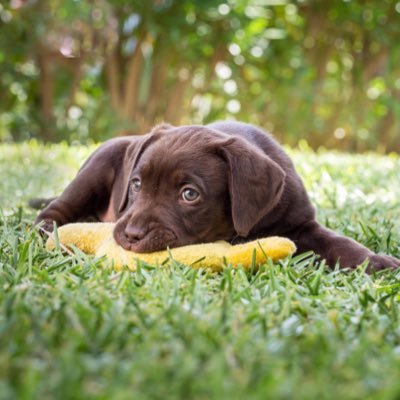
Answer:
xmin=36 ymin=121 xmax=399 ymax=271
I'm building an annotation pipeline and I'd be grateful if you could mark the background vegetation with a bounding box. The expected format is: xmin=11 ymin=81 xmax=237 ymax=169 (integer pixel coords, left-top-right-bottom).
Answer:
xmin=1 ymin=0 xmax=400 ymax=151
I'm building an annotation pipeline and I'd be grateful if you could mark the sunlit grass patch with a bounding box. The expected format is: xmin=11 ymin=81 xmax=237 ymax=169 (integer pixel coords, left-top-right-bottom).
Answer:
xmin=1 ymin=142 xmax=400 ymax=399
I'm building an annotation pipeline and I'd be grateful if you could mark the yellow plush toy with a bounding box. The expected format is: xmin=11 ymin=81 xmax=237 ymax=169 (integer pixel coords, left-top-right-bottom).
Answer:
xmin=46 ymin=223 xmax=296 ymax=271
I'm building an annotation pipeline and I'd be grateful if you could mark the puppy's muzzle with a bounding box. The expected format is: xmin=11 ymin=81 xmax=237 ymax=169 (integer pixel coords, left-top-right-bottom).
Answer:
xmin=114 ymin=220 xmax=178 ymax=253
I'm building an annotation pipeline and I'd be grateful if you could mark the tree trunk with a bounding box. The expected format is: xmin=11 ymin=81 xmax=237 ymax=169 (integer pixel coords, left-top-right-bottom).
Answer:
xmin=165 ymin=77 xmax=191 ymax=124
xmin=105 ymin=45 xmax=122 ymax=111
xmin=122 ymin=38 xmax=144 ymax=120
xmin=37 ymin=50 xmax=55 ymax=141
xmin=145 ymin=53 xmax=170 ymax=121
xmin=65 ymin=54 xmax=86 ymax=116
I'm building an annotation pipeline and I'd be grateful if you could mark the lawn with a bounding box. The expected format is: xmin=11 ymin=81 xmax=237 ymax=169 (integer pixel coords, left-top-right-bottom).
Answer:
xmin=1 ymin=141 xmax=400 ymax=400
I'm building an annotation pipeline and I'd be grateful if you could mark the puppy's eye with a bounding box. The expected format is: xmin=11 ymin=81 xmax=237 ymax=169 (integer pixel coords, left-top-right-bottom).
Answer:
xmin=130 ymin=178 xmax=141 ymax=192
xmin=181 ymin=187 xmax=200 ymax=203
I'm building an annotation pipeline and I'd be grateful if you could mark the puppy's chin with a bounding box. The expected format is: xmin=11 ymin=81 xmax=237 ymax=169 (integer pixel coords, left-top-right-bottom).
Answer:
xmin=114 ymin=226 xmax=178 ymax=253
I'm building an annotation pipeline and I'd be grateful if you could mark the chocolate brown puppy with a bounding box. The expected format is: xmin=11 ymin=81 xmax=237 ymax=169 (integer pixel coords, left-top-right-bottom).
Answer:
xmin=36 ymin=121 xmax=400 ymax=271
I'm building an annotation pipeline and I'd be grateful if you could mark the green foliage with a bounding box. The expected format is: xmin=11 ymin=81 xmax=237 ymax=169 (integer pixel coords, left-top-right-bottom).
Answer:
xmin=0 ymin=1 xmax=399 ymax=150
xmin=1 ymin=142 xmax=400 ymax=398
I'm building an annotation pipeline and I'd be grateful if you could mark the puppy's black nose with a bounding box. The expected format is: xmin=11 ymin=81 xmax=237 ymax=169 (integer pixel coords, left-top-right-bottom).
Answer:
xmin=124 ymin=225 xmax=147 ymax=242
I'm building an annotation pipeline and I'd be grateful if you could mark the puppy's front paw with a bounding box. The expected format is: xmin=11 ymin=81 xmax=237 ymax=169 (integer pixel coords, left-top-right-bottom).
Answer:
xmin=367 ymin=254 xmax=400 ymax=272
xmin=37 ymin=219 xmax=56 ymax=235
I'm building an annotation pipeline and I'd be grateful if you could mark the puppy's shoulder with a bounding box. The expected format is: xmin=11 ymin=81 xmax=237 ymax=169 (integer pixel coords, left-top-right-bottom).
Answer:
xmin=207 ymin=121 xmax=275 ymax=145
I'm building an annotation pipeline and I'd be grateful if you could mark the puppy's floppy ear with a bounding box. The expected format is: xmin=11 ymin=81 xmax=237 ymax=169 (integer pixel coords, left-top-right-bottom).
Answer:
xmin=118 ymin=123 xmax=174 ymax=213
xmin=216 ymin=137 xmax=286 ymax=237
xmin=118 ymin=133 xmax=159 ymax=213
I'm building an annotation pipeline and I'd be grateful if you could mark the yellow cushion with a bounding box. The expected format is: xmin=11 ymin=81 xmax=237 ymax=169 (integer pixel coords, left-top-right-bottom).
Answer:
xmin=46 ymin=222 xmax=296 ymax=271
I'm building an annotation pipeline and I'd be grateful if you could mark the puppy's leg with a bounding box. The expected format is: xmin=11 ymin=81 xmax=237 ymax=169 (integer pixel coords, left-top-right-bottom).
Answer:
xmin=291 ymin=220 xmax=400 ymax=271
xmin=35 ymin=166 xmax=114 ymax=232
xmin=35 ymin=139 xmax=132 ymax=232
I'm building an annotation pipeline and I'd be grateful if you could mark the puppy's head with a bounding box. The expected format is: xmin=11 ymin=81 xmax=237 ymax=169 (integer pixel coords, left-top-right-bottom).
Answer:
xmin=114 ymin=124 xmax=285 ymax=253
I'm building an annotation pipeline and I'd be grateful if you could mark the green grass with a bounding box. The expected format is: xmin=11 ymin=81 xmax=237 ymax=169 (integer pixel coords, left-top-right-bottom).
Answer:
xmin=1 ymin=141 xmax=400 ymax=400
